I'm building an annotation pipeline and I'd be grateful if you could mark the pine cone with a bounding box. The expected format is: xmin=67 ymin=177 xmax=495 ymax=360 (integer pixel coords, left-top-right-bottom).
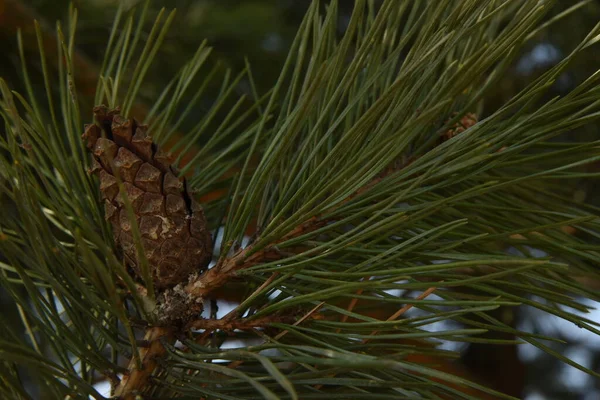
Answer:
xmin=83 ymin=105 xmax=212 ymax=289
xmin=442 ymin=112 xmax=478 ymax=141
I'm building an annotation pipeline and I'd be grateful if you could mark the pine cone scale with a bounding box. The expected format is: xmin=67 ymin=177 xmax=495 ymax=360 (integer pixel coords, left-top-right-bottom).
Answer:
xmin=135 ymin=163 xmax=162 ymax=193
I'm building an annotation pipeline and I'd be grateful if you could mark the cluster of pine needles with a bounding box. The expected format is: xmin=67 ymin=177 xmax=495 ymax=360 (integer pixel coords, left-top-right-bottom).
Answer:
xmin=1 ymin=1 xmax=600 ymax=399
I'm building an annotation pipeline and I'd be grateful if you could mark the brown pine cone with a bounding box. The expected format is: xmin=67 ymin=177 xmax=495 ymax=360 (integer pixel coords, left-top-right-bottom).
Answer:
xmin=82 ymin=105 xmax=212 ymax=289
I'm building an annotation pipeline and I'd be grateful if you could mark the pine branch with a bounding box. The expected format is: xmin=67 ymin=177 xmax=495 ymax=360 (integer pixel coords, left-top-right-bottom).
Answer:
xmin=113 ymin=327 xmax=174 ymax=400
xmin=187 ymin=313 xmax=296 ymax=332
xmin=185 ymin=112 xmax=478 ymax=297
xmin=3 ymin=1 xmax=600 ymax=399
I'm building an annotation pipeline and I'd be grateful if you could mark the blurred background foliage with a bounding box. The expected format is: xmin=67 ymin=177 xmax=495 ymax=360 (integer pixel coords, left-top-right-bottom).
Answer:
xmin=1 ymin=0 xmax=600 ymax=398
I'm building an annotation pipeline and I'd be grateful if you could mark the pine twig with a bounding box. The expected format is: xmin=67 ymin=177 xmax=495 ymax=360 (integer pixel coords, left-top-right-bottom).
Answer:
xmin=184 ymin=114 xmax=478 ymax=298
xmin=185 ymin=216 xmax=326 ymax=297
xmin=363 ymin=285 xmax=439 ymax=343
xmin=187 ymin=314 xmax=294 ymax=332
xmin=113 ymin=326 xmax=174 ymax=400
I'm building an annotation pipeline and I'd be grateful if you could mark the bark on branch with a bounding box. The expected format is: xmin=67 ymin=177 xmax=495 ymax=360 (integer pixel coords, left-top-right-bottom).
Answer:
xmin=187 ymin=314 xmax=294 ymax=332
xmin=113 ymin=327 xmax=174 ymax=400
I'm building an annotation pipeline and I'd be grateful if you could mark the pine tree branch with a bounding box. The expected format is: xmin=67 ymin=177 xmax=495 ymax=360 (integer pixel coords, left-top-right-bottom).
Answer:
xmin=187 ymin=314 xmax=295 ymax=332
xmin=184 ymin=115 xmax=477 ymax=298
xmin=4 ymin=1 xmax=600 ymax=398
xmin=113 ymin=326 xmax=174 ymax=400
xmin=185 ymin=215 xmax=326 ymax=297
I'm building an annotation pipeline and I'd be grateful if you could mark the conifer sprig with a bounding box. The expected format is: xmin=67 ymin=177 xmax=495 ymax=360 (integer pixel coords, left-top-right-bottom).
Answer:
xmin=1 ymin=0 xmax=600 ymax=399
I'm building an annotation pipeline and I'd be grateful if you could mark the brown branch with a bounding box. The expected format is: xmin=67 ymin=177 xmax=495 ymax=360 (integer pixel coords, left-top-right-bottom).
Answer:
xmin=335 ymin=276 xmax=372 ymax=333
xmin=187 ymin=314 xmax=292 ymax=332
xmin=273 ymin=301 xmax=325 ymax=341
xmin=113 ymin=326 xmax=175 ymax=400
xmin=195 ymin=304 xmax=324 ymax=383
xmin=185 ymin=216 xmax=327 ymax=297
xmin=363 ymin=285 xmax=439 ymax=343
